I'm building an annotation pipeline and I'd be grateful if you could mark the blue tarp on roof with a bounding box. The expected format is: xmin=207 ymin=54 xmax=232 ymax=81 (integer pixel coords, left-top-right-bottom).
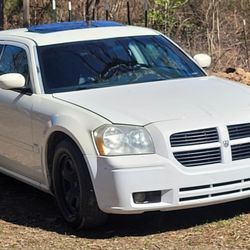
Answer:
xmin=28 ymin=20 xmax=123 ymax=33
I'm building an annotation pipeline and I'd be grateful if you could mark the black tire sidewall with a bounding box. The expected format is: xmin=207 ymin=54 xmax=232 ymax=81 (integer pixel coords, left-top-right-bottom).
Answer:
xmin=52 ymin=140 xmax=87 ymax=228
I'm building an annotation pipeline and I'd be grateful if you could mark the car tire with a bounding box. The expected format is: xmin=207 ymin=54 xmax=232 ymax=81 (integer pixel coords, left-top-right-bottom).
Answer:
xmin=52 ymin=139 xmax=107 ymax=229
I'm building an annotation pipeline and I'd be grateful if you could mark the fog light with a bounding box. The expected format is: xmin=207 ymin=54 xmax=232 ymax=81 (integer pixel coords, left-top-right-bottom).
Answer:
xmin=133 ymin=191 xmax=161 ymax=204
xmin=133 ymin=192 xmax=146 ymax=203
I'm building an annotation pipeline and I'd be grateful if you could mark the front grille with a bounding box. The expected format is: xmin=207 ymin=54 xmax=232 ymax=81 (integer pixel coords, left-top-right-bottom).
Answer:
xmin=179 ymin=178 xmax=250 ymax=202
xmin=170 ymin=123 xmax=250 ymax=167
xmin=228 ymin=123 xmax=250 ymax=140
xmin=231 ymin=143 xmax=250 ymax=161
xmin=173 ymin=147 xmax=221 ymax=167
xmin=170 ymin=128 xmax=219 ymax=147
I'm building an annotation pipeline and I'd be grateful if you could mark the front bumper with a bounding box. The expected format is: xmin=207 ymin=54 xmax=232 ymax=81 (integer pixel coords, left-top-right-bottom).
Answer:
xmin=87 ymin=154 xmax=250 ymax=214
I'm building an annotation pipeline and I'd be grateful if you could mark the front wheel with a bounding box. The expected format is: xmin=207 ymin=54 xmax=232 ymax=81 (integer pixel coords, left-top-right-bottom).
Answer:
xmin=52 ymin=139 xmax=107 ymax=229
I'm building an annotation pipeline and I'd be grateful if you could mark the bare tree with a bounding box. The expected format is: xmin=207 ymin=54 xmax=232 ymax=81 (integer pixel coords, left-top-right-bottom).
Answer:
xmin=2 ymin=0 xmax=250 ymax=71
xmin=0 ymin=0 xmax=4 ymax=30
xmin=23 ymin=0 xmax=30 ymax=27
xmin=85 ymin=0 xmax=99 ymax=21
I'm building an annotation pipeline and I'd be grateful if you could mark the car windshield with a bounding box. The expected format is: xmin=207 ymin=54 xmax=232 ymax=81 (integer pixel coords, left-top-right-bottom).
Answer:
xmin=38 ymin=35 xmax=205 ymax=93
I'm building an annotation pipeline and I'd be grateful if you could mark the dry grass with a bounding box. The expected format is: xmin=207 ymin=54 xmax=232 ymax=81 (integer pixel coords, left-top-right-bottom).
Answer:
xmin=1 ymin=69 xmax=250 ymax=250
xmin=0 ymin=174 xmax=249 ymax=250
xmin=214 ymin=68 xmax=250 ymax=85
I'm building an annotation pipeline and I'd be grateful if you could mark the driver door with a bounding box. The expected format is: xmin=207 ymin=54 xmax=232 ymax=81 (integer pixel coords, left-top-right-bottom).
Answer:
xmin=0 ymin=43 xmax=43 ymax=182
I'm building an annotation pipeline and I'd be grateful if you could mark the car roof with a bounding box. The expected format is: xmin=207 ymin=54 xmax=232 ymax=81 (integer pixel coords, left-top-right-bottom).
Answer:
xmin=0 ymin=21 xmax=159 ymax=46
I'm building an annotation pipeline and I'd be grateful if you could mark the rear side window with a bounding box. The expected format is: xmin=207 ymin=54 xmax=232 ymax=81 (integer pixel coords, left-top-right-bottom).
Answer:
xmin=0 ymin=45 xmax=30 ymax=86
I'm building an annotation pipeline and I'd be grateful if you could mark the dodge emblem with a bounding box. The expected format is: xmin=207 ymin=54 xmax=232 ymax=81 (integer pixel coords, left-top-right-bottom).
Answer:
xmin=223 ymin=140 xmax=229 ymax=148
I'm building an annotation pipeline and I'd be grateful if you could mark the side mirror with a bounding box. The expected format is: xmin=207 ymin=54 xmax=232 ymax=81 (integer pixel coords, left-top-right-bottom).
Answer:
xmin=0 ymin=73 xmax=25 ymax=90
xmin=193 ymin=54 xmax=212 ymax=68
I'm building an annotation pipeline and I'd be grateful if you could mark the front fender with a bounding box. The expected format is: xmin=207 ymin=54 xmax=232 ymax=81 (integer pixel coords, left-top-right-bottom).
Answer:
xmin=31 ymin=96 xmax=110 ymax=189
xmin=45 ymin=114 xmax=94 ymax=155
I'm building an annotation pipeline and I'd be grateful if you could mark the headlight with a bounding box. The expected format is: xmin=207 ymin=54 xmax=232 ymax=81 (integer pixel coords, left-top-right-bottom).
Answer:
xmin=93 ymin=124 xmax=155 ymax=156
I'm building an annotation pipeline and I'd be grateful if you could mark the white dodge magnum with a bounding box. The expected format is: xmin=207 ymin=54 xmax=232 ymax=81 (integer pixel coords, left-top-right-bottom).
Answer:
xmin=0 ymin=20 xmax=250 ymax=229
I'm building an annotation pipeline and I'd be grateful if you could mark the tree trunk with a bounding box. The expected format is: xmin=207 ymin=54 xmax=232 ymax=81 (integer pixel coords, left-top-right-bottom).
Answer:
xmin=23 ymin=0 xmax=30 ymax=27
xmin=0 ymin=0 xmax=4 ymax=30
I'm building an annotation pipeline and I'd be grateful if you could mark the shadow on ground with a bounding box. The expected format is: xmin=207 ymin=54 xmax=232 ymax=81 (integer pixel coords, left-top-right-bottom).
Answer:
xmin=0 ymin=173 xmax=249 ymax=239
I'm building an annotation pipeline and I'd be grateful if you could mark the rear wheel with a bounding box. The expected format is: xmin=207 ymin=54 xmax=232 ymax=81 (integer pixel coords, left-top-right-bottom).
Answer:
xmin=52 ymin=139 xmax=107 ymax=229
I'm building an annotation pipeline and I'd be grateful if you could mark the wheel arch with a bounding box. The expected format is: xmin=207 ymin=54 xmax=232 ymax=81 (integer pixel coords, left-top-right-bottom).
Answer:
xmin=44 ymin=128 xmax=94 ymax=192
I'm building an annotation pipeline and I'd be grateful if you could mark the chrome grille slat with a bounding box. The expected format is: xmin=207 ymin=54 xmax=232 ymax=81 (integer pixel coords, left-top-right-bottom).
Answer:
xmin=232 ymin=143 xmax=250 ymax=160
xmin=173 ymin=148 xmax=221 ymax=167
xmin=232 ymin=152 xmax=250 ymax=159
xmin=172 ymin=131 xmax=217 ymax=137
xmin=231 ymin=151 xmax=250 ymax=157
xmin=229 ymin=131 xmax=250 ymax=138
xmin=228 ymin=124 xmax=250 ymax=128
xmin=229 ymin=128 xmax=250 ymax=132
xmin=179 ymin=178 xmax=250 ymax=203
xmin=171 ymin=136 xmax=219 ymax=142
xmin=228 ymin=123 xmax=250 ymax=140
xmin=174 ymin=154 xmax=221 ymax=160
xmin=232 ymin=149 xmax=249 ymax=155
xmin=178 ymin=161 xmax=221 ymax=167
xmin=231 ymin=143 xmax=250 ymax=149
xmin=176 ymin=154 xmax=221 ymax=160
xmin=232 ymin=147 xmax=250 ymax=151
xmin=176 ymin=157 xmax=221 ymax=163
xmin=174 ymin=150 xmax=220 ymax=156
xmin=170 ymin=128 xmax=219 ymax=147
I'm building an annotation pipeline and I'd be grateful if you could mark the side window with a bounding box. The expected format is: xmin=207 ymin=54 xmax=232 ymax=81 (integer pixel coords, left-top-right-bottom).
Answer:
xmin=0 ymin=45 xmax=30 ymax=86
xmin=0 ymin=45 xmax=4 ymax=58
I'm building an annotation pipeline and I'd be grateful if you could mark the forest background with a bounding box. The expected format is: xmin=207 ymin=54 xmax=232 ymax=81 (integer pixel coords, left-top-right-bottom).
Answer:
xmin=1 ymin=0 xmax=250 ymax=72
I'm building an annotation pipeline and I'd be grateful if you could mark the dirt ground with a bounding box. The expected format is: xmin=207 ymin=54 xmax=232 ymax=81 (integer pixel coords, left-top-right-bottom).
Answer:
xmin=0 ymin=173 xmax=249 ymax=250
xmin=1 ymin=70 xmax=250 ymax=249
xmin=214 ymin=68 xmax=250 ymax=85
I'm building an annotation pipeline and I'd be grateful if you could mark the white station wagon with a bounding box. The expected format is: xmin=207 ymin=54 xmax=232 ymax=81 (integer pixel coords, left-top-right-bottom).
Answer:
xmin=0 ymin=21 xmax=250 ymax=229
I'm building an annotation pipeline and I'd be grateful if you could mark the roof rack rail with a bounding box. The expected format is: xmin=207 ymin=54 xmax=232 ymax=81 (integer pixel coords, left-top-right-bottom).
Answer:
xmin=28 ymin=20 xmax=123 ymax=33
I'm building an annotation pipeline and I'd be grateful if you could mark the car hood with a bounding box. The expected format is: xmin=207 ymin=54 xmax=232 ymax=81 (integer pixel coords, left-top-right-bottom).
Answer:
xmin=53 ymin=76 xmax=250 ymax=126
